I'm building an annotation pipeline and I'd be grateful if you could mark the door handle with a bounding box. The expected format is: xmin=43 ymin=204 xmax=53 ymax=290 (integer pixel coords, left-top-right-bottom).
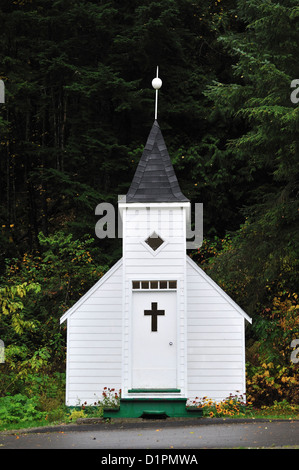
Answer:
xmin=169 ymin=342 xmax=173 ymax=346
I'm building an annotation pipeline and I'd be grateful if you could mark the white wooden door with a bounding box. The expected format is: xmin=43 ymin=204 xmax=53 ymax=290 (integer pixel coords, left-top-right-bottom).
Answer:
xmin=131 ymin=291 xmax=177 ymax=389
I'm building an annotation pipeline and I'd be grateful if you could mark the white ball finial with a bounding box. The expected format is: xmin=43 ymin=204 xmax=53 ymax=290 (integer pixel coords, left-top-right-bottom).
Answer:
xmin=153 ymin=67 xmax=161 ymax=120
xmin=152 ymin=77 xmax=162 ymax=90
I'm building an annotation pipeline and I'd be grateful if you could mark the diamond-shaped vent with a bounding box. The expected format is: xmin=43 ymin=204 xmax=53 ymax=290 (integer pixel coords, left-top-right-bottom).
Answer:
xmin=144 ymin=232 xmax=164 ymax=251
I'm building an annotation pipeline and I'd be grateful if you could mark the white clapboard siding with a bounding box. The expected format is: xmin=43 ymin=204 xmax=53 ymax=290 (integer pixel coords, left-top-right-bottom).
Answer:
xmin=122 ymin=205 xmax=188 ymax=396
xmin=186 ymin=256 xmax=251 ymax=402
xmin=61 ymin=197 xmax=251 ymax=408
xmin=61 ymin=259 xmax=123 ymax=406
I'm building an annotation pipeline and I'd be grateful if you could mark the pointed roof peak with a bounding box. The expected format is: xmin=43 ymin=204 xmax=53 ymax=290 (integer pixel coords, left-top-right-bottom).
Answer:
xmin=126 ymin=121 xmax=189 ymax=203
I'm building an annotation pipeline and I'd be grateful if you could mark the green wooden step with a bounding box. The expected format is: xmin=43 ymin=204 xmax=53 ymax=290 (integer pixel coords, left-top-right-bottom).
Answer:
xmin=128 ymin=388 xmax=181 ymax=393
xmin=103 ymin=398 xmax=203 ymax=419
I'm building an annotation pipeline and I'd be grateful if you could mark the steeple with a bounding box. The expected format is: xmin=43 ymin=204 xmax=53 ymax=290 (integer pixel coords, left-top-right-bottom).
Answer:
xmin=126 ymin=120 xmax=189 ymax=203
xmin=126 ymin=68 xmax=188 ymax=204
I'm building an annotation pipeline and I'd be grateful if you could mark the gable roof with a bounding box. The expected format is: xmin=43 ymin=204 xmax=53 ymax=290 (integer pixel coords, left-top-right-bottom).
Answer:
xmin=186 ymin=255 xmax=252 ymax=323
xmin=126 ymin=120 xmax=189 ymax=203
xmin=60 ymin=258 xmax=123 ymax=324
xmin=60 ymin=255 xmax=251 ymax=325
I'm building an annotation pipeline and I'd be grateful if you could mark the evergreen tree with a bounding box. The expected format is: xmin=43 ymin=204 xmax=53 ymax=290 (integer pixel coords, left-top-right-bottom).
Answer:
xmin=0 ymin=0 xmax=238 ymax=263
xmin=202 ymin=0 xmax=299 ymax=314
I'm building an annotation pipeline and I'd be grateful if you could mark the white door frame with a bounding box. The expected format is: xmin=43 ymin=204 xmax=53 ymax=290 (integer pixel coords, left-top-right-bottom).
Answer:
xmin=122 ymin=276 xmax=187 ymax=399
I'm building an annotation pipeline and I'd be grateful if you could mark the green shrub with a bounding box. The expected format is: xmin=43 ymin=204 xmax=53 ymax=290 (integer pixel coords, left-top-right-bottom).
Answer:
xmin=0 ymin=394 xmax=47 ymax=426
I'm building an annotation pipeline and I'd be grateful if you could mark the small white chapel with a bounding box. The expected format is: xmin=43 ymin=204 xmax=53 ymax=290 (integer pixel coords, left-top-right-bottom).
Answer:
xmin=60 ymin=71 xmax=252 ymax=418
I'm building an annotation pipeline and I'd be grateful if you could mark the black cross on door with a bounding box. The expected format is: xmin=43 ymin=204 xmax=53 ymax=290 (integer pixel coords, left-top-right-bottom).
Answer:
xmin=144 ymin=302 xmax=165 ymax=332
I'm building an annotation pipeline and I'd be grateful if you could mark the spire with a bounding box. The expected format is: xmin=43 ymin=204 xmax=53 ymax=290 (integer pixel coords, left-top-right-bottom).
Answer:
xmin=126 ymin=69 xmax=189 ymax=203
xmin=126 ymin=120 xmax=189 ymax=203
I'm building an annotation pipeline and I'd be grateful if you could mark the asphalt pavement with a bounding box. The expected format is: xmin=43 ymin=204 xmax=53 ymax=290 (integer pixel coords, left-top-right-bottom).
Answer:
xmin=0 ymin=417 xmax=299 ymax=451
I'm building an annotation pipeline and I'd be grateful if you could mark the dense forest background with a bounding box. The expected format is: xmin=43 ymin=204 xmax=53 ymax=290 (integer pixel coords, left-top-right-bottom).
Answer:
xmin=0 ymin=0 xmax=298 ymax=406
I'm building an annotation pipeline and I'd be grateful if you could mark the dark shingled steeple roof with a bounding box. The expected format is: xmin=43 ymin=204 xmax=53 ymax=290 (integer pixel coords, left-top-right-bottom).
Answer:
xmin=126 ymin=120 xmax=189 ymax=203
